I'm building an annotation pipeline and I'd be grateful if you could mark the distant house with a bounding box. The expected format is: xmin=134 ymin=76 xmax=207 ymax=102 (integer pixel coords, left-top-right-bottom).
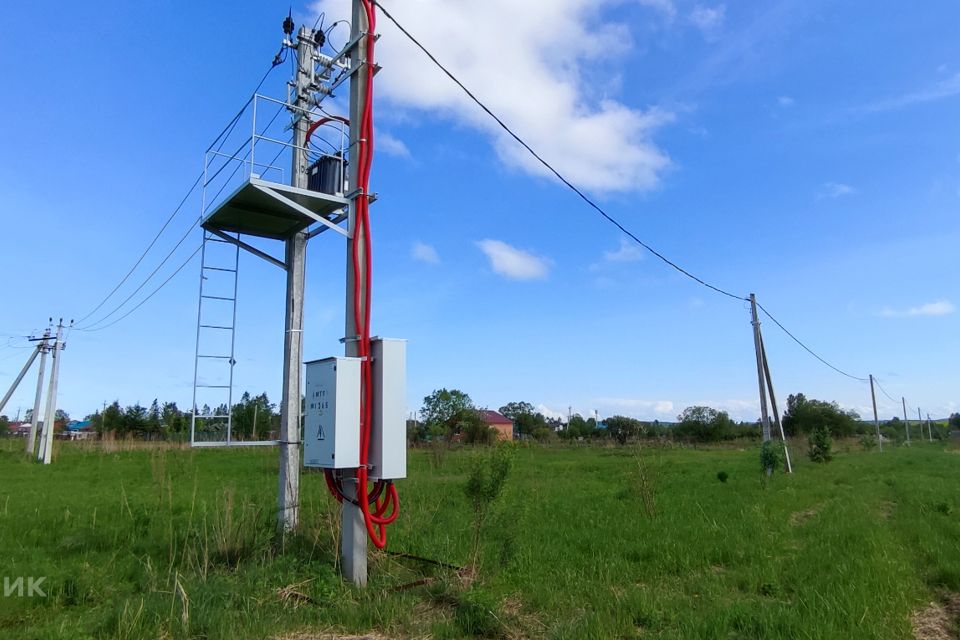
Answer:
xmin=61 ymin=420 xmax=95 ymax=440
xmin=480 ymin=410 xmax=514 ymax=441
xmin=10 ymin=422 xmax=31 ymax=437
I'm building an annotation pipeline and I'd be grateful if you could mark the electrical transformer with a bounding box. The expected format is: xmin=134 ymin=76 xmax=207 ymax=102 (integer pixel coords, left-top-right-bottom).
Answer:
xmin=303 ymin=356 xmax=361 ymax=468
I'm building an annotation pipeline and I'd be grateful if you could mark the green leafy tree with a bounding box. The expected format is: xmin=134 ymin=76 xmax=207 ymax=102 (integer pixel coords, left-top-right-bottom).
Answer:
xmin=0 ymin=415 xmax=9 ymax=437
xmin=499 ymin=401 xmax=548 ymax=438
xmin=562 ymin=414 xmax=596 ymax=440
xmin=231 ymin=392 xmax=274 ymax=440
xmin=460 ymin=410 xmax=496 ymax=445
xmin=121 ymin=403 xmax=147 ymax=436
xmin=782 ymin=394 xmax=860 ymax=437
xmin=605 ymin=415 xmax=645 ymax=445
xmin=161 ymin=401 xmax=184 ymax=435
xmin=102 ymin=401 xmax=122 ymax=435
xmin=948 ymin=413 xmax=960 ymax=429
xmin=145 ymin=399 xmax=162 ymax=439
xmin=421 ymin=388 xmax=474 ymax=440
xmin=675 ymin=406 xmax=735 ymax=442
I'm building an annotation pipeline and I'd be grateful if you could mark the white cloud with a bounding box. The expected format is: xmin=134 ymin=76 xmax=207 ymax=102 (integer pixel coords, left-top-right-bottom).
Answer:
xmin=411 ymin=241 xmax=439 ymax=264
xmin=881 ymin=300 xmax=955 ymax=318
xmin=535 ymin=404 xmax=567 ymax=422
xmin=777 ymin=95 xmax=795 ymax=107
xmin=596 ymin=397 xmax=676 ymax=417
xmin=378 ymin=131 xmax=411 ymax=158
xmin=313 ymin=0 xmax=674 ymax=193
xmin=689 ymin=4 xmax=726 ymax=39
xmin=476 ymin=239 xmax=550 ymax=280
xmin=604 ymin=237 xmax=645 ymax=263
xmin=860 ymin=72 xmax=960 ymax=113
xmin=817 ymin=182 xmax=857 ymax=200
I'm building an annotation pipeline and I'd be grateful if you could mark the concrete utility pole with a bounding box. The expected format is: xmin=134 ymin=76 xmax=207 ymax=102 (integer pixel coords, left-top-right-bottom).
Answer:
xmin=749 ymin=295 xmax=772 ymax=444
xmin=277 ymin=25 xmax=317 ymax=533
xmin=759 ymin=332 xmax=792 ymax=473
xmin=927 ymin=413 xmax=933 ymax=442
xmin=26 ymin=333 xmax=51 ymax=456
xmin=341 ymin=0 xmax=371 ymax=586
xmin=902 ymin=397 xmax=910 ymax=444
xmin=869 ymin=375 xmax=882 ymax=452
xmin=39 ymin=320 xmax=65 ymax=465
xmin=0 ymin=344 xmax=40 ymax=416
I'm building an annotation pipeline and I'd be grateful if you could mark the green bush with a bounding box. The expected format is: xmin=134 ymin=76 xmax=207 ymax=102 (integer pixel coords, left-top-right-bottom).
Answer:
xmin=759 ymin=441 xmax=782 ymax=474
xmin=717 ymin=470 xmax=729 ymax=483
xmin=808 ymin=424 xmax=833 ymax=463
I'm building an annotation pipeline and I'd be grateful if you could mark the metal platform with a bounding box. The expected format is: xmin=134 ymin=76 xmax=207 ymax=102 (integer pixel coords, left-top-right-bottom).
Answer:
xmin=201 ymin=176 xmax=349 ymax=240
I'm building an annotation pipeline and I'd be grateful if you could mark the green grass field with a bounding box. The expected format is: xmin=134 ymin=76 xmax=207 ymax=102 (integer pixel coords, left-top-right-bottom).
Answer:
xmin=1 ymin=438 xmax=959 ymax=639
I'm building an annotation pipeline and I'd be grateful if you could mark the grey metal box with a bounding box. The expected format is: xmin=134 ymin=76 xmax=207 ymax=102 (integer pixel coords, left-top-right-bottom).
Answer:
xmin=369 ymin=338 xmax=407 ymax=480
xmin=303 ymin=357 xmax=361 ymax=469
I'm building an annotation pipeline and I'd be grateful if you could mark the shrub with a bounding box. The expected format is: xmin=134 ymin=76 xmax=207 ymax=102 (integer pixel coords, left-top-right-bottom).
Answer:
xmin=465 ymin=445 xmax=513 ymax=560
xmin=760 ymin=441 xmax=782 ymax=475
xmin=717 ymin=470 xmax=729 ymax=483
xmin=858 ymin=433 xmax=877 ymax=451
xmin=807 ymin=424 xmax=833 ymax=463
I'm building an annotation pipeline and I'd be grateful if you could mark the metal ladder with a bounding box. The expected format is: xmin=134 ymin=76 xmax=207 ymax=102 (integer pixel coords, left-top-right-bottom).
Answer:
xmin=190 ymin=230 xmax=240 ymax=445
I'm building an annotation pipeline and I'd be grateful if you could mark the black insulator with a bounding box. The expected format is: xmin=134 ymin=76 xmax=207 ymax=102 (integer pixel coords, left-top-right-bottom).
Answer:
xmin=313 ymin=30 xmax=326 ymax=47
xmin=282 ymin=14 xmax=295 ymax=36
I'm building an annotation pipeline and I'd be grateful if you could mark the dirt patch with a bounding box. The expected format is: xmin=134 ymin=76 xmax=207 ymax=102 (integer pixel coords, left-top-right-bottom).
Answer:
xmin=912 ymin=594 xmax=960 ymax=640
xmin=789 ymin=505 xmax=822 ymax=526
xmin=879 ymin=500 xmax=897 ymax=520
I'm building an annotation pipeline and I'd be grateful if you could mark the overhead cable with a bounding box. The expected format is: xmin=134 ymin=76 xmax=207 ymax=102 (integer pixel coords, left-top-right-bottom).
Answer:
xmin=755 ymin=301 xmax=868 ymax=382
xmin=373 ymin=0 xmax=747 ymax=302
xmin=73 ymin=61 xmax=282 ymax=326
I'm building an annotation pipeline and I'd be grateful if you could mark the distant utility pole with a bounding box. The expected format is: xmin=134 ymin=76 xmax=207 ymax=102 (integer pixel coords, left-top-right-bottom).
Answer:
xmin=39 ymin=320 xmax=67 ymax=465
xmin=26 ymin=330 xmax=51 ymax=456
xmin=749 ymin=295 xmax=772 ymax=446
xmin=926 ymin=413 xmax=933 ymax=442
xmin=750 ymin=295 xmax=793 ymax=473
xmin=0 ymin=341 xmax=42 ymax=416
xmin=759 ymin=330 xmax=792 ymax=473
xmin=902 ymin=397 xmax=910 ymax=445
xmin=869 ymin=375 xmax=882 ymax=452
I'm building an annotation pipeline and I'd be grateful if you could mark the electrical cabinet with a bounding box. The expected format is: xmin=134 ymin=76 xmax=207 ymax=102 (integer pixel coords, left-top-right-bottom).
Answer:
xmin=369 ymin=338 xmax=407 ymax=480
xmin=303 ymin=357 xmax=361 ymax=469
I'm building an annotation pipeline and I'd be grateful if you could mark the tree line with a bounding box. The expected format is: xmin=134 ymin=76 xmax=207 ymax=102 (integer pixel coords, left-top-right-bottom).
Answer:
xmin=407 ymin=388 xmax=957 ymax=447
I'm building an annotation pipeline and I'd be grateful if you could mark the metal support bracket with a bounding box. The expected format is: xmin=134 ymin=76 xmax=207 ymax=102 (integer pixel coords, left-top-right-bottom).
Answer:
xmin=208 ymin=229 xmax=287 ymax=270
xmin=250 ymin=183 xmax=350 ymax=238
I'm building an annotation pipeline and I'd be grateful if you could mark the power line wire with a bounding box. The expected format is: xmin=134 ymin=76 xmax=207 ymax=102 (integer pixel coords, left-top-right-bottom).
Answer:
xmin=755 ymin=301 xmax=868 ymax=382
xmin=373 ymin=0 xmax=747 ymax=303
xmin=73 ymin=62 xmax=282 ymax=326
xmin=77 ymin=246 xmax=203 ymax=333
xmin=872 ymin=377 xmax=898 ymax=404
xmin=75 ymin=218 xmax=200 ymax=331
xmin=76 ymin=100 xmax=287 ymax=332
xmin=373 ymin=1 xmax=887 ymax=387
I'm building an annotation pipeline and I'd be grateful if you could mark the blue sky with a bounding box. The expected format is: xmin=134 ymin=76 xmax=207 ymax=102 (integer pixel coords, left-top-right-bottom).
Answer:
xmin=1 ymin=0 xmax=957 ymax=424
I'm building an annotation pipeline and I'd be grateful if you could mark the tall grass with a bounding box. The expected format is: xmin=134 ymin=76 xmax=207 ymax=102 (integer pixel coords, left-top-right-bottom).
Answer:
xmin=0 ymin=438 xmax=957 ymax=638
